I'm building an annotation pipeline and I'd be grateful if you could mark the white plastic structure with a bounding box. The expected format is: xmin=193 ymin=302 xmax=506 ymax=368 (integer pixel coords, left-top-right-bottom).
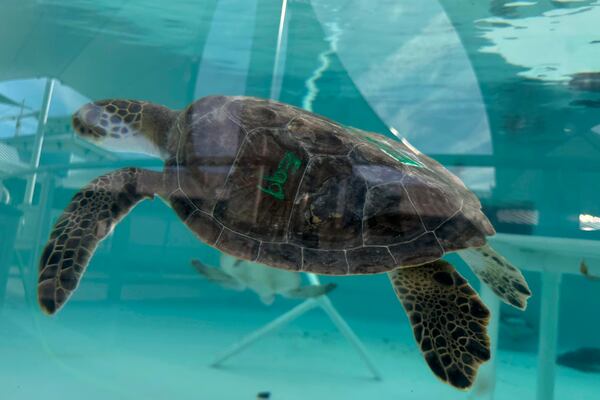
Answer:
xmin=489 ymin=234 xmax=595 ymax=400
xmin=17 ymin=78 xmax=56 ymax=304
xmin=211 ymin=0 xmax=382 ymax=380
xmin=211 ymin=272 xmax=382 ymax=380
xmin=24 ymin=78 xmax=55 ymax=205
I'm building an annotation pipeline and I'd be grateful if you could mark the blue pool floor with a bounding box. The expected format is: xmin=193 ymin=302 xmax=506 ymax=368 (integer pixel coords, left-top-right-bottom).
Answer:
xmin=1 ymin=289 xmax=598 ymax=400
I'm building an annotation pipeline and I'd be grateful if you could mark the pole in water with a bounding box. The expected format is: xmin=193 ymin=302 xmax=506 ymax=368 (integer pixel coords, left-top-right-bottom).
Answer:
xmin=24 ymin=78 xmax=56 ymax=205
xmin=269 ymin=0 xmax=289 ymax=100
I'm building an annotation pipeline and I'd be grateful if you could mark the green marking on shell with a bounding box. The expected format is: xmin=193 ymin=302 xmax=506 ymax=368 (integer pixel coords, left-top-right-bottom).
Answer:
xmin=355 ymin=130 xmax=424 ymax=168
xmin=258 ymin=151 xmax=302 ymax=200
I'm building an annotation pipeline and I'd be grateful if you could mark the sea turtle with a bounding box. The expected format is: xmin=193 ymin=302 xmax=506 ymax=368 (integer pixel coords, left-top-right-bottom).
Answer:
xmin=37 ymin=95 xmax=531 ymax=389
xmin=191 ymin=253 xmax=336 ymax=305
xmin=557 ymin=347 xmax=600 ymax=373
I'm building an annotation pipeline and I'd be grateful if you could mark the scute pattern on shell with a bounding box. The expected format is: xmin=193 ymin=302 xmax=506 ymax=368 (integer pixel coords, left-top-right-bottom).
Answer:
xmin=165 ymin=96 xmax=494 ymax=275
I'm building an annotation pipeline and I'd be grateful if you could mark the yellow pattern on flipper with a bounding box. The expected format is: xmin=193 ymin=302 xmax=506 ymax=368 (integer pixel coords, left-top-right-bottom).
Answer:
xmin=388 ymin=260 xmax=491 ymax=389
xmin=37 ymin=168 xmax=161 ymax=314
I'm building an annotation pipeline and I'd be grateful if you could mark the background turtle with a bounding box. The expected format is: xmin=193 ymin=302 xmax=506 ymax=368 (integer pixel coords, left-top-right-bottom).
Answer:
xmin=557 ymin=347 xmax=600 ymax=373
xmin=38 ymin=95 xmax=531 ymax=389
xmin=191 ymin=253 xmax=336 ymax=305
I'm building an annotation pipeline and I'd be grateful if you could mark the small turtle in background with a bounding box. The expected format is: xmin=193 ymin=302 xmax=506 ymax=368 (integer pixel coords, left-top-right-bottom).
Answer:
xmin=580 ymin=260 xmax=600 ymax=281
xmin=557 ymin=348 xmax=600 ymax=373
xmin=256 ymin=391 xmax=271 ymax=400
xmin=37 ymin=95 xmax=531 ymax=389
xmin=192 ymin=253 xmax=336 ymax=305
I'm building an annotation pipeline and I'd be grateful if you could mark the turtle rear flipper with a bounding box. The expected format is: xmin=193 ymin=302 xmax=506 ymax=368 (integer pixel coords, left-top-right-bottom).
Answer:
xmin=259 ymin=294 xmax=276 ymax=305
xmin=38 ymin=168 xmax=161 ymax=314
xmin=389 ymin=260 xmax=491 ymax=390
xmin=191 ymin=259 xmax=245 ymax=291
xmin=459 ymin=244 xmax=531 ymax=310
xmin=283 ymin=283 xmax=337 ymax=299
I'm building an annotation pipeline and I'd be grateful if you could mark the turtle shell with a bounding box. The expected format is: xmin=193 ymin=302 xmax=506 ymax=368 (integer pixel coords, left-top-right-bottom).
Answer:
xmin=165 ymin=96 xmax=494 ymax=275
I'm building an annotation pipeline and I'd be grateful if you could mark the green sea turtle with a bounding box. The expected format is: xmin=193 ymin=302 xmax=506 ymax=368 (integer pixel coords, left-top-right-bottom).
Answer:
xmin=37 ymin=95 xmax=531 ymax=389
xmin=191 ymin=253 xmax=336 ymax=305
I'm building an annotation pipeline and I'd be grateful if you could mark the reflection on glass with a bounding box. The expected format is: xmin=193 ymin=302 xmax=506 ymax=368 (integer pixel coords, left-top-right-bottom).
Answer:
xmin=0 ymin=1 xmax=599 ymax=399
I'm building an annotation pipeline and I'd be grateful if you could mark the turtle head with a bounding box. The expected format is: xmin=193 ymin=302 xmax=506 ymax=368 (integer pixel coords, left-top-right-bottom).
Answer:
xmin=72 ymin=99 xmax=177 ymax=159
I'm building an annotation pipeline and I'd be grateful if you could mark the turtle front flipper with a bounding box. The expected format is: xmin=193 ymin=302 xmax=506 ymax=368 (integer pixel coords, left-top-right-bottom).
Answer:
xmin=38 ymin=168 xmax=162 ymax=314
xmin=459 ymin=244 xmax=531 ymax=310
xmin=282 ymin=283 xmax=337 ymax=299
xmin=389 ymin=261 xmax=491 ymax=389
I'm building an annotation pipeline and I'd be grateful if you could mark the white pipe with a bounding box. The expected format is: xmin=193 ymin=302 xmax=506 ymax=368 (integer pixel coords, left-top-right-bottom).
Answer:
xmin=211 ymin=298 xmax=319 ymax=367
xmin=317 ymin=295 xmax=383 ymax=380
xmin=24 ymin=78 xmax=55 ymax=205
xmin=536 ymin=269 xmax=561 ymax=400
xmin=269 ymin=0 xmax=289 ymax=100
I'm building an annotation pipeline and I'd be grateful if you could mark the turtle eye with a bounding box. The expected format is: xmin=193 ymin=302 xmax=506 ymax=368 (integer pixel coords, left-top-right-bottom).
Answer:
xmin=72 ymin=102 xmax=109 ymax=140
xmin=72 ymin=111 xmax=102 ymax=140
xmin=78 ymin=103 xmax=102 ymax=126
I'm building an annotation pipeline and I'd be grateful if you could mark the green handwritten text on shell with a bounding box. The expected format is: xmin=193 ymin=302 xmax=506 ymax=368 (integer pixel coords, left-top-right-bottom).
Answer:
xmin=258 ymin=151 xmax=302 ymax=200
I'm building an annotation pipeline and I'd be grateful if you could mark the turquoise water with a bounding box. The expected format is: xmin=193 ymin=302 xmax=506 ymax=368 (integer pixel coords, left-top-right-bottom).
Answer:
xmin=1 ymin=1 xmax=600 ymax=399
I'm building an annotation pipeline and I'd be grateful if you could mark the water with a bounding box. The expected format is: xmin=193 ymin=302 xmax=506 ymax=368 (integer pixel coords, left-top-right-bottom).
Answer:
xmin=1 ymin=1 xmax=600 ymax=399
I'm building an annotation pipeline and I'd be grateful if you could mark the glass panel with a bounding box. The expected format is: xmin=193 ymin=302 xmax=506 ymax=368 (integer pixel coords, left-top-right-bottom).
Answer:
xmin=0 ymin=1 xmax=599 ymax=399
